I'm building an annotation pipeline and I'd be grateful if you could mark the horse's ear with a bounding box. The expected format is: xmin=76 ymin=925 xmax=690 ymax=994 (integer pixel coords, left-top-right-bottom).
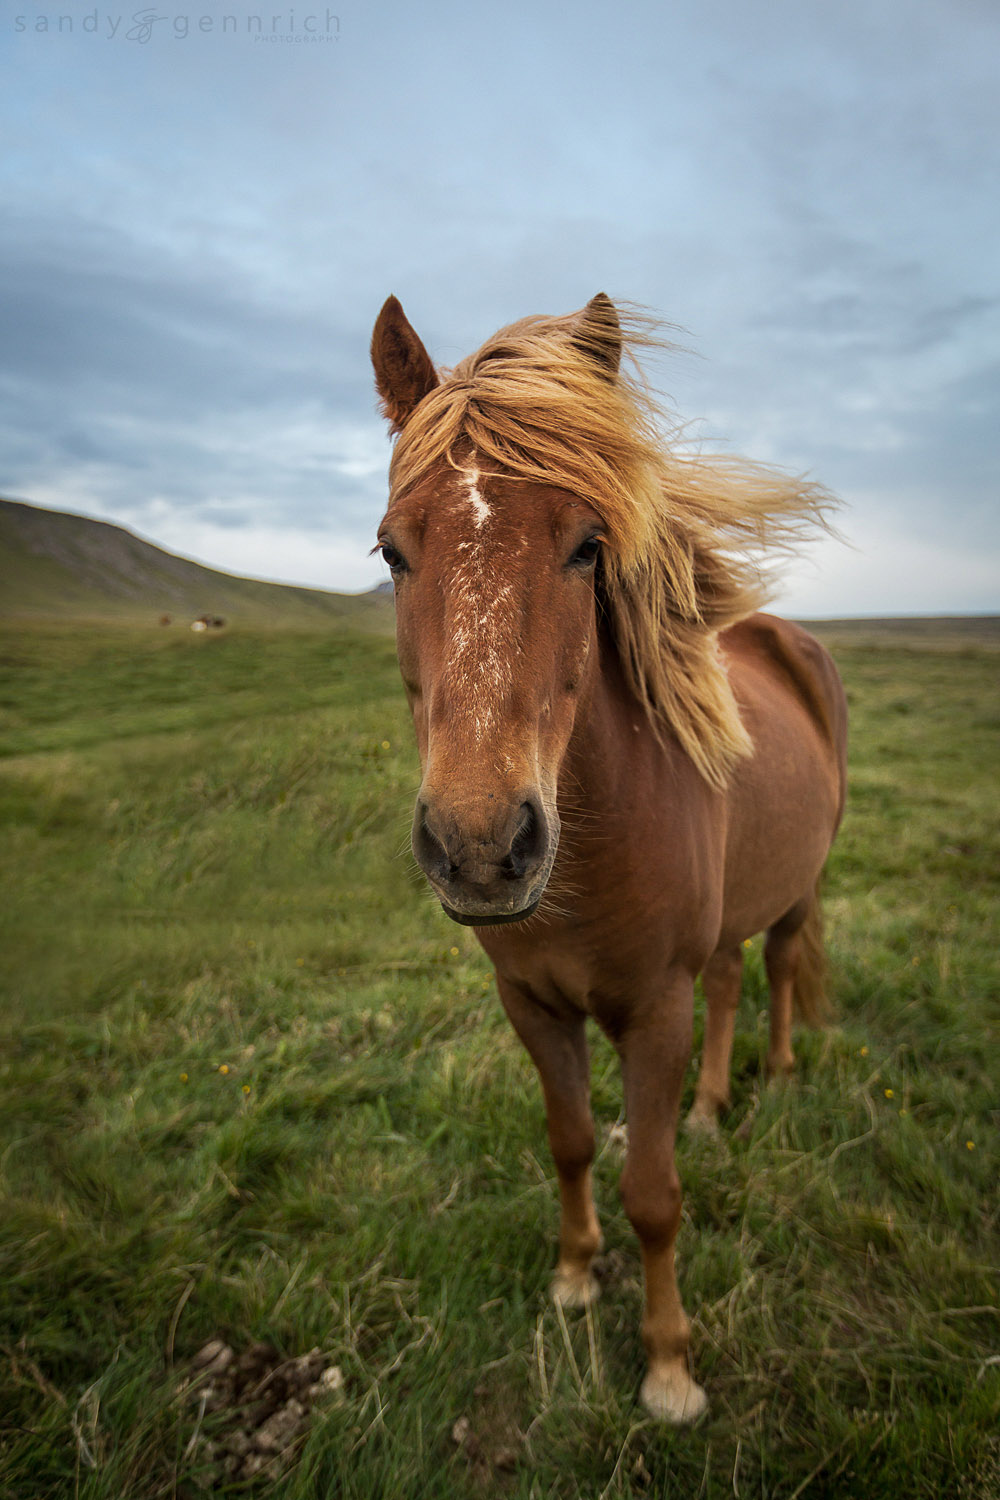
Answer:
xmin=371 ymin=296 xmax=439 ymax=434
xmin=571 ymin=292 xmax=621 ymax=379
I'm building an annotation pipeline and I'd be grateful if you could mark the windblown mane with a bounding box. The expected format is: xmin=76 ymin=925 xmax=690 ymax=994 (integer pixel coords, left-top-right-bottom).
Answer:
xmin=387 ymin=307 xmax=835 ymax=788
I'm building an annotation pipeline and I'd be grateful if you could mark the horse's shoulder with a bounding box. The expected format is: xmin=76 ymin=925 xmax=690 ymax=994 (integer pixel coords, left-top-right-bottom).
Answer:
xmin=722 ymin=612 xmax=845 ymax=746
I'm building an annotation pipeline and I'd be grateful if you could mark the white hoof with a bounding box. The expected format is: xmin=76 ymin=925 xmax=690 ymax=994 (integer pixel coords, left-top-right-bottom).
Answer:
xmin=551 ymin=1266 xmax=600 ymax=1309
xmin=640 ymin=1364 xmax=708 ymax=1424
xmin=685 ymin=1103 xmax=720 ymax=1135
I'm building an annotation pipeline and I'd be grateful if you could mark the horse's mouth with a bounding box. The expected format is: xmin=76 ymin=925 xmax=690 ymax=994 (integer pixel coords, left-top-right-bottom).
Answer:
xmin=440 ymin=897 xmax=542 ymax=927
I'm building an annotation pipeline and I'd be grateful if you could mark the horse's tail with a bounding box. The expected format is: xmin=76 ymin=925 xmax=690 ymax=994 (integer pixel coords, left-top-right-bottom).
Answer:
xmin=793 ymin=876 xmax=831 ymax=1027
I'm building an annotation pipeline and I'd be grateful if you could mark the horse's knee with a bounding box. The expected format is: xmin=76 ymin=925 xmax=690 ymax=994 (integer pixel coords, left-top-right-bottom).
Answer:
xmin=707 ymin=945 xmax=744 ymax=994
xmin=548 ymin=1117 xmax=595 ymax=1180
xmin=619 ymin=1162 xmax=681 ymax=1249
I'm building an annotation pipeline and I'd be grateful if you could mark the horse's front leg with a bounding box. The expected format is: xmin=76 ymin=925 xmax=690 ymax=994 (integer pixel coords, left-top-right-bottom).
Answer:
xmin=620 ymin=976 xmax=708 ymax=1423
xmin=496 ymin=975 xmax=601 ymax=1307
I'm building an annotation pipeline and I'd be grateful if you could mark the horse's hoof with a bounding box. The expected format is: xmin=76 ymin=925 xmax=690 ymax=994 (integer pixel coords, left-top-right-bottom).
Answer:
xmin=640 ymin=1365 xmax=708 ymax=1424
xmin=685 ymin=1103 xmax=720 ymax=1135
xmin=551 ymin=1267 xmax=600 ymax=1309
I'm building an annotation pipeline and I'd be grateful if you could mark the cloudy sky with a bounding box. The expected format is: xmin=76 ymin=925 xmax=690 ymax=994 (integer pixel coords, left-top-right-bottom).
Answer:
xmin=2 ymin=0 xmax=998 ymax=614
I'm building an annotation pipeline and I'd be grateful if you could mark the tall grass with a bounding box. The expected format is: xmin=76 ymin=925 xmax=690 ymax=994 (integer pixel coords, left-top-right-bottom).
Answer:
xmin=0 ymin=620 xmax=997 ymax=1498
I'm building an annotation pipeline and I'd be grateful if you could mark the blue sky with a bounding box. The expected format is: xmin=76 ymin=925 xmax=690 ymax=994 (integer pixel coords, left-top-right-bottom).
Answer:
xmin=2 ymin=0 xmax=998 ymax=614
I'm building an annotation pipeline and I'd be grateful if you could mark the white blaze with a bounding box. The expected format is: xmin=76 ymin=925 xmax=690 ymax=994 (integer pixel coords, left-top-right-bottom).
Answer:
xmin=443 ymin=467 xmax=515 ymax=744
xmin=465 ymin=466 xmax=491 ymax=528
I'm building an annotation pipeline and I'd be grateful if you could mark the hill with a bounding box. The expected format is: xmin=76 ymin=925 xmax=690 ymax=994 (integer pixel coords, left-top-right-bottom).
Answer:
xmin=0 ymin=497 xmax=393 ymax=630
xmin=802 ymin=614 xmax=1000 ymax=650
xmin=4 ymin=496 xmax=996 ymax=647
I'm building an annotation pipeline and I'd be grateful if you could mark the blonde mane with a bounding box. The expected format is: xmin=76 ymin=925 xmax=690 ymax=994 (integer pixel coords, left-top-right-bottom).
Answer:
xmin=387 ymin=306 xmax=835 ymax=788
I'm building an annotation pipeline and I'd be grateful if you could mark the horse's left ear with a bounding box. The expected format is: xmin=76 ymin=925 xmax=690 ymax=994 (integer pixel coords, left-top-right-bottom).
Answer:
xmin=571 ymin=293 xmax=622 ymax=379
xmin=371 ymin=296 xmax=440 ymax=435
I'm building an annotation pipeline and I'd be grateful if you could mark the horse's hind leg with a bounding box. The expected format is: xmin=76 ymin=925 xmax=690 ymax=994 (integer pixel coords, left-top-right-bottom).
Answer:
xmin=496 ymin=975 xmax=601 ymax=1308
xmin=764 ymin=896 xmax=810 ymax=1078
xmin=687 ymin=944 xmax=744 ymax=1132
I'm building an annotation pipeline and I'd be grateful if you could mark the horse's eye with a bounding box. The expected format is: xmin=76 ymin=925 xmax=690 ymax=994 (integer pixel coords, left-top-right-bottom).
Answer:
xmin=570 ymin=535 xmax=602 ymax=568
xmin=380 ymin=543 xmax=407 ymax=573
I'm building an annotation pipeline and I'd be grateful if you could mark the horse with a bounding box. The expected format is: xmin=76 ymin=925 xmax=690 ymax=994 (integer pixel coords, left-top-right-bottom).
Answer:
xmin=370 ymin=293 xmax=848 ymax=1423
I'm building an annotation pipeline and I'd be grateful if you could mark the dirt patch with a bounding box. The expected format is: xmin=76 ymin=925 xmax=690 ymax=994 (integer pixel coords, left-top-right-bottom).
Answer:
xmin=179 ymin=1339 xmax=344 ymax=1486
xmin=450 ymin=1385 xmax=526 ymax=1489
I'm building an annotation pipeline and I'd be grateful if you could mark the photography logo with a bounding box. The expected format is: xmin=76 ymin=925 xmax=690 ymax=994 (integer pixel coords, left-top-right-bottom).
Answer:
xmin=13 ymin=8 xmax=341 ymax=43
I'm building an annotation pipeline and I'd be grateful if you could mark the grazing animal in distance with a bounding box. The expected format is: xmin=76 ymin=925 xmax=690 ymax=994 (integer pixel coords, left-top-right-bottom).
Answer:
xmin=371 ymin=293 xmax=848 ymax=1422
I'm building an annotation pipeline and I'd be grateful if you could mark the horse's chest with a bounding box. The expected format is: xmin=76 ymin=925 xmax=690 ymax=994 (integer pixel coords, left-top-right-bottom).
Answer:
xmin=477 ymin=897 xmax=709 ymax=1021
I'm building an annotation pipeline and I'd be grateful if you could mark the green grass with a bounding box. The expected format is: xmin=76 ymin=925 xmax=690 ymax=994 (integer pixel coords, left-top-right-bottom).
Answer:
xmin=1 ymin=619 xmax=997 ymax=1498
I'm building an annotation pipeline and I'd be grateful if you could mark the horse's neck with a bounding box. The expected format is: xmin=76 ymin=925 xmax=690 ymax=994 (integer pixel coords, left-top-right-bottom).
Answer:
xmin=559 ymin=635 xmax=696 ymax=820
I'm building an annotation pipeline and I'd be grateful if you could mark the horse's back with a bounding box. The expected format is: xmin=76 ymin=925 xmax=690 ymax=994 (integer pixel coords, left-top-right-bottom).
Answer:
xmin=726 ymin=612 xmax=847 ymax=792
xmin=716 ymin=613 xmax=848 ymax=942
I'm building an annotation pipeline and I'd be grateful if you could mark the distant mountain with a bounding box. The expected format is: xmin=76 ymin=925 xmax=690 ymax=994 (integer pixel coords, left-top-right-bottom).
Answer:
xmin=0 ymin=498 xmax=393 ymax=630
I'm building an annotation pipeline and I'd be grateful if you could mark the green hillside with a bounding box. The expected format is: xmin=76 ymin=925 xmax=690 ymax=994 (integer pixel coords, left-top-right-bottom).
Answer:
xmin=803 ymin=614 xmax=1000 ymax=650
xmin=0 ymin=497 xmax=393 ymax=630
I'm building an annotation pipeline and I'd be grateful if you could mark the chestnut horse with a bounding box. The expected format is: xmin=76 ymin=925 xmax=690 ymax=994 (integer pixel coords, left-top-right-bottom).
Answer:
xmin=371 ymin=294 xmax=847 ymax=1422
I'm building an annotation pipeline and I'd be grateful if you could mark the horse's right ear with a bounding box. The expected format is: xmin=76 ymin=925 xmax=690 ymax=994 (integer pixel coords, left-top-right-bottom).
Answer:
xmin=371 ymin=296 xmax=439 ymax=434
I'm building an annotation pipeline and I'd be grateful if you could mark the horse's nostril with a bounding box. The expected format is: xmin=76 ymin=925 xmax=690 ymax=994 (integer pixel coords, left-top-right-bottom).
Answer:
xmin=506 ymin=800 xmax=546 ymax=879
xmin=412 ymin=801 xmax=452 ymax=882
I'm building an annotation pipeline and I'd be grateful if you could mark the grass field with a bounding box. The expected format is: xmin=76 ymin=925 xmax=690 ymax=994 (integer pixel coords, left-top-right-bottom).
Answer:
xmin=1 ymin=618 xmax=997 ymax=1498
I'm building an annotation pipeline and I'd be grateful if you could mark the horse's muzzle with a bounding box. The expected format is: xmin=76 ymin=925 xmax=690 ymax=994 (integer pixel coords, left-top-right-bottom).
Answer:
xmin=440 ymin=897 xmax=542 ymax=927
xmin=412 ymin=794 xmax=557 ymax=922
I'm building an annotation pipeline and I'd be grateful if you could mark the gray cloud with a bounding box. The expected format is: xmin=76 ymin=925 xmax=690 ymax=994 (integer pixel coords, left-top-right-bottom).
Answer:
xmin=1 ymin=0 xmax=997 ymax=606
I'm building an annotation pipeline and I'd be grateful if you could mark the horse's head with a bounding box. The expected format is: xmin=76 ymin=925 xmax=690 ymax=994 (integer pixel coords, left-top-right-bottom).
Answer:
xmin=372 ymin=295 xmax=621 ymax=925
